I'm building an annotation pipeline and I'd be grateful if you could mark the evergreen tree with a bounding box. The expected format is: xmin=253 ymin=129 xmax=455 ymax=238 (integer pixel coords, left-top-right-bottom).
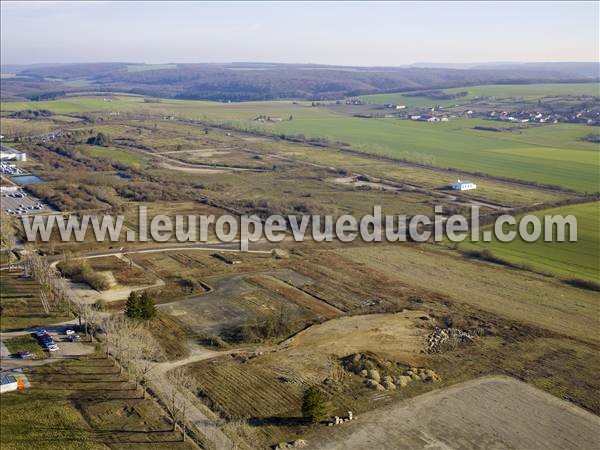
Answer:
xmin=139 ymin=291 xmax=157 ymax=321
xmin=302 ymin=386 xmax=328 ymax=423
xmin=87 ymin=132 xmax=108 ymax=146
xmin=125 ymin=291 xmax=142 ymax=319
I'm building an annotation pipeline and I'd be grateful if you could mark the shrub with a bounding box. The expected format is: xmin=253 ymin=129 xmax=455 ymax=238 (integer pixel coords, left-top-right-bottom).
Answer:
xmin=564 ymin=278 xmax=600 ymax=292
xmin=57 ymin=259 xmax=89 ymax=278
xmin=57 ymin=259 xmax=110 ymax=291
xmin=83 ymin=270 xmax=111 ymax=291
xmin=87 ymin=132 xmax=108 ymax=146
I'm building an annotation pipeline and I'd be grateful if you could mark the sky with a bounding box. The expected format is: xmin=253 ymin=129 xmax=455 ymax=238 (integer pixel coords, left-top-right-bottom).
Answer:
xmin=1 ymin=1 xmax=598 ymax=66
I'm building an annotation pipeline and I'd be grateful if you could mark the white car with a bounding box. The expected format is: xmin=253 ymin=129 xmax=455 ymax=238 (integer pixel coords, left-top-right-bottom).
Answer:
xmin=47 ymin=344 xmax=60 ymax=352
xmin=65 ymin=329 xmax=75 ymax=336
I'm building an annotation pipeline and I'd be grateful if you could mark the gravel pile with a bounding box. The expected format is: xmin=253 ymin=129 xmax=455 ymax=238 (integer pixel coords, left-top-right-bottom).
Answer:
xmin=426 ymin=327 xmax=473 ymax=353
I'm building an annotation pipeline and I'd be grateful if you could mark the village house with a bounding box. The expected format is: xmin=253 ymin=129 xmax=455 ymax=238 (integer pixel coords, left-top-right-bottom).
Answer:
xmin=452 ymin=179 xmax=477 ymax=191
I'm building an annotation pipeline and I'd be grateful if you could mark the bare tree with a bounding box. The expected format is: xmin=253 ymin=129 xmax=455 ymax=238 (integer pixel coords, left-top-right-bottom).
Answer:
xmin=39 ymin=287 xmax=51 ymax=315
xmin=1 ymin=215 xmax=17 ymax=270
xmin=168 ymin=368 xmax=197 ymax=441
xmin=163 ymin=379 xmax=183 ymax=432
xmin=126 ymin=327 xmax=164 ymax=398
xmin=25 ymin=245 xmax=72 ymax=314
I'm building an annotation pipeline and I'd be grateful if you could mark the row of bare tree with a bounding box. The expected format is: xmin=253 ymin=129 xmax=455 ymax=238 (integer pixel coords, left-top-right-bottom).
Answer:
xmin=101 ymin=314 xmax=197 ymax=442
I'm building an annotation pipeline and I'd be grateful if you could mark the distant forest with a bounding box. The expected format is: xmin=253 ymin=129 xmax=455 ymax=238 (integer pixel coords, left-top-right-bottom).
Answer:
xmin=1 ymin=62 xmax=598 ymax=102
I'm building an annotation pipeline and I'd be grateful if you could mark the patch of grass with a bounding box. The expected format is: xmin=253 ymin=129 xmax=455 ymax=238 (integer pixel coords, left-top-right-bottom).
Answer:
xmin=192 ymin=358 xmax=303 ymax=419
xmin=0 ymin=271 xmax=72 ymax=332
xmin=82 ymin=145 xmax=147 ymax=167
xmin=0 ymin=351 xmax=196 ymax=449
xmin=3 ymin=334 xmax=46 ymax=359
xmin=148 ymin=313 xmax=191 ymax=361
xmin=0 ymin=389 xmax=103 ymax=450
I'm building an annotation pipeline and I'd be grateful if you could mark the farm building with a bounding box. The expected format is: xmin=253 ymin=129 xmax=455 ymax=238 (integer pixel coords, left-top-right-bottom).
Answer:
xmin=0 ymin=375 xmax=18 ymax=393
xmin=452 ymin=179 xmax=477 ymax=191
xmin=0 ymin=150 xmax=27 ymax=162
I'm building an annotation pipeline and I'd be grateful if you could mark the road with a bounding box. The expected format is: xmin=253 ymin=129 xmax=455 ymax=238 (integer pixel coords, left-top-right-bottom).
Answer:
xmin=147 ymin=345 xmax=238 ymax=449
xmin=1 ymin=240 xmax=273 ymax=271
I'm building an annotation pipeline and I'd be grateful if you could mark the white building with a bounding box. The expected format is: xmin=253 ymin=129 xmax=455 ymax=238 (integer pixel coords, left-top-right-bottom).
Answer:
xmin=0 ymin=375 xmax=18 ymax=394
xmin=452 ymin=179 xmax=477 ymax=191
xmin=0 ymin=147 xmax=27 ymax=162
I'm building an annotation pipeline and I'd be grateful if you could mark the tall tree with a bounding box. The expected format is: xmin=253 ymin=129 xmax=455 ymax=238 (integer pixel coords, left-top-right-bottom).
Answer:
xmin=139 ymin=291 xmax=157 ymax=321
xmin=125 ymin=291 xmax=142 ymax=319
xmin=302 ymin=386 xmax=328 ymax=423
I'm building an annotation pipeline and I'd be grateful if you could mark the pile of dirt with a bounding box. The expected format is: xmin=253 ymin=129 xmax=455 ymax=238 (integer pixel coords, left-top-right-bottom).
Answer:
xmin=342 ymin=353 xmax=440 ymax=391
xmin=426 ymin=327 xmax=473 ymax=353
xmin=342 ymin=352 xmax=391 ymax=375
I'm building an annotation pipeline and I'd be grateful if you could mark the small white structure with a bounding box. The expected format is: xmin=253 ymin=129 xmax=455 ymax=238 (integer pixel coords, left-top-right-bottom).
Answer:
xmin=452 ymin=179 xmax=477 ymax=191
xmin=0 ymin=151 xmax=26 ymax=162
xmin=0 ymin=375 xmax=18 ymax=394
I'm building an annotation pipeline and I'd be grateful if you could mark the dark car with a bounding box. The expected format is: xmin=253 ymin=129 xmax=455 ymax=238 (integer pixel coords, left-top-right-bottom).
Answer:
xmin=17 ymin=351 xmax=33 ymax=359
xmin=39 ymin=335 xmax=54 ymax=345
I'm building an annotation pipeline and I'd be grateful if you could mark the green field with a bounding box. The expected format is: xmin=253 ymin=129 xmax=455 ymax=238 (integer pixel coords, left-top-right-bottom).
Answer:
xmin=360 ymin=83 xmax=600 ymax=107
xmin=461 ymin=202 xmax=599 ymax=283
xmin=82 ymin=145 xmax=147 ymax=167
xmin=269 ymin=117 xmax=599 ymax=192
xmin=2 ymin=86 xmax=599 ymax=192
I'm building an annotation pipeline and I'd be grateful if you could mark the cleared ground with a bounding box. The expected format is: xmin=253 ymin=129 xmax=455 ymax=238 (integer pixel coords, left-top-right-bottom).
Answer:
xmin=272 ymin=311 xmax=429 ymax=381
xmin=306 ymin=376 xmax=600 ymax=450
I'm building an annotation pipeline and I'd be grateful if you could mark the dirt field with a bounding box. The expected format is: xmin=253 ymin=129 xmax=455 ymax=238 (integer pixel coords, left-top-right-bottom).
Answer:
xmin=273 ymin=311 xmax=429 ymax=379
xmin=246 ymin=275 xmax=343 ymax=318
xmin=188 ymin=311 xmax=430 ymax=419
xmin=158 ymin=271 xmax=315 ymax=337
xmin=306 ymin=376 xmax=600 ymax=450
xmin=337 ymin=244 xmax=600 ymax=344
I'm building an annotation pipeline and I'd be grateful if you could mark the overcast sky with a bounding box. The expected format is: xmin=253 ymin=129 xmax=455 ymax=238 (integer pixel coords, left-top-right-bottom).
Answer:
xmin=1 ymin=1 xmax=598 ymax=66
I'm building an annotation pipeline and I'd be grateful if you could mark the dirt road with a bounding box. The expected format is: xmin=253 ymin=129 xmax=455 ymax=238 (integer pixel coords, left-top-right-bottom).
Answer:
xmin=147 ymin=344 xmax=236 ymax=450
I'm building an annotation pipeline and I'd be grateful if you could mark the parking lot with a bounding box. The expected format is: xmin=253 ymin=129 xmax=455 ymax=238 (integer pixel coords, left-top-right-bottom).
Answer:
xmin=1 ymin=190 xmax=49 ymax=216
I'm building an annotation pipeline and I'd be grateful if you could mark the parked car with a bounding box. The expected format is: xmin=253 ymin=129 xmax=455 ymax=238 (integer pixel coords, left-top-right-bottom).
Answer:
xmin=39 ymin=335 xmax=54 ymax=345
xmin=34 ymin=329 xmax=48 ymax=337
xmin=69 ymin=335 xmax=81 ymax=342
xmin=46 ymin=344 xmax=60 ymax=352
xmin=65 ymin=329 xmax=75 ymax=336
xmin=17 ymin=351 xmax=33 ymax=359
